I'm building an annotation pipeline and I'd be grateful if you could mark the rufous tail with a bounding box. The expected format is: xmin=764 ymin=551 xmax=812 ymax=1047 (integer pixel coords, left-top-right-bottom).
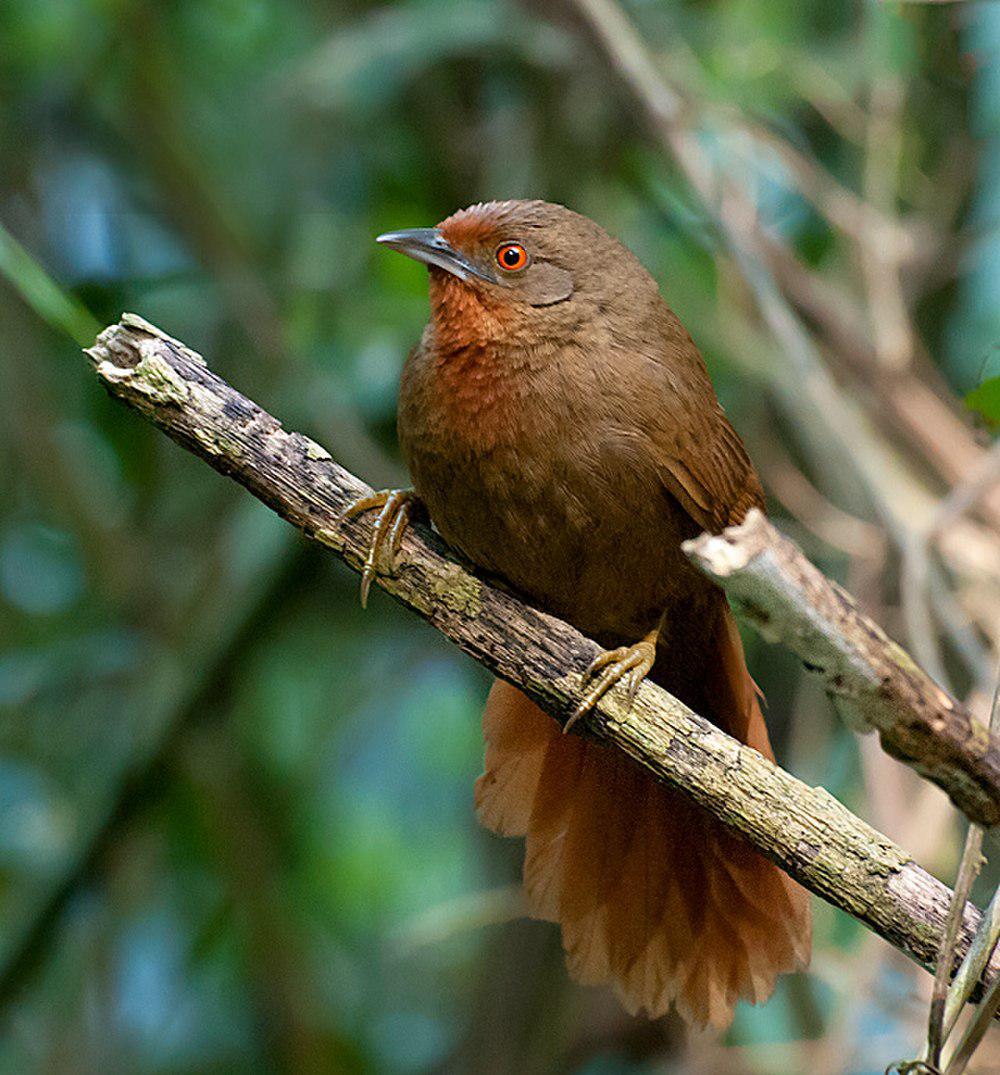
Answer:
xmin=474 ymin=605 xmax=811 ymax=1028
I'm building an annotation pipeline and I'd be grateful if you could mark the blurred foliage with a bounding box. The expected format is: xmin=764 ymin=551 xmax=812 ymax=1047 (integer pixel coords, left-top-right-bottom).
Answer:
xmin=1 ymin=0 xmax=998 ymax=1073
xmin=967 ymin=371 xmax=1000 ymax=426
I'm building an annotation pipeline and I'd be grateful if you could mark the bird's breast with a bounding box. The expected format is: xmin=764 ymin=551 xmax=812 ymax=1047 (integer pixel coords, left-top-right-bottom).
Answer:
xmin=427 ymin=344 xmax=523 ymax=451
xmin=398 ymin=342 xmax=701 ymax=641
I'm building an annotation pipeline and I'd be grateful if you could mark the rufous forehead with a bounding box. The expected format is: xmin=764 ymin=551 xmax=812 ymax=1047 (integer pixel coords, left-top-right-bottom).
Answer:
xmin=437 ymin=205 xmax=510 ymax=250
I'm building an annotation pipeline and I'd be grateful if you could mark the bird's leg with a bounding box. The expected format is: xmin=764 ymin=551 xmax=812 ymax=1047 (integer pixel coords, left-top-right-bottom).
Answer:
xmin=565 ymin=624 xmax=661 ymax=733
xmin=340 ymin=488 xmax=419 ymax=608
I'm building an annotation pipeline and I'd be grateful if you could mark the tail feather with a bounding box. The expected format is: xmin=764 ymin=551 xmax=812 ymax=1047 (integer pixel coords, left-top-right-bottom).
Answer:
xmin=474 ymin=605 xmax=811 ymax=1028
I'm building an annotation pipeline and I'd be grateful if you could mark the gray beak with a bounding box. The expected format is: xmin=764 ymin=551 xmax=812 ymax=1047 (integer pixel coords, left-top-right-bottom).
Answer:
xmin=375 ymin=227 xmax=488 ymax=282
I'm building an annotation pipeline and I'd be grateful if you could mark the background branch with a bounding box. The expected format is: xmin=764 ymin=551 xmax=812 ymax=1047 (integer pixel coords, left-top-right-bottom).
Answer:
xmin=684 ymin=512 xmax=1000 ymax=828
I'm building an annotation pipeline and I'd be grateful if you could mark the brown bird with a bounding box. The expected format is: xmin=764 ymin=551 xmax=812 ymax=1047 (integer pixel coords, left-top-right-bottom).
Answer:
xmin=348 ymin=200 xmax=811 ymax=1027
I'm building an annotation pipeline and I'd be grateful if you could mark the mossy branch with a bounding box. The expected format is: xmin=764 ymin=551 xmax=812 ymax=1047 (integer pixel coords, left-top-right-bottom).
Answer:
xmin=85 ymin=314 xmax=999 ymax=999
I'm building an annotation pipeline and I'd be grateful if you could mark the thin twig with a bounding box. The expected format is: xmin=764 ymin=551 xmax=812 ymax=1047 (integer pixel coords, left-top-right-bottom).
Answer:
xmin=926 ymin=825 xmax=986 ymax=1066
xmin=929 ymin=440 xmax=1000 ymax=542
xmin=943 ymin=886 xmax=1000 ymax=1045
xmin=938 ymin=679 xmax=1000 ymax=1050
xmin=901 ymin=530 xmax=953 ymax=693
xmin=905 ymin=676 xmax=1000 ymax=1073
xmin=944 ymin=963 xmax=1000 ymax=1075
xmin=759 ymin=440 xmax=886 ymax=560
xmin=859 ymin=33 xmax=913 ymax=373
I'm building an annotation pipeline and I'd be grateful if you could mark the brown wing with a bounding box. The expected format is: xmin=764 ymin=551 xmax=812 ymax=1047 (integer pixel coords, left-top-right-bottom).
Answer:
xmin=635 ymin=312 xmax=765 ymax=535
xmin=655 ymin=410 xmax=765 ymax=534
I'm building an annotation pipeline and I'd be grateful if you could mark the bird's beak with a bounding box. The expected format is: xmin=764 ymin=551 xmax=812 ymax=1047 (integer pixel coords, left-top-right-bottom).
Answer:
xmin=375 ymin=228 xmax=489 ymax=282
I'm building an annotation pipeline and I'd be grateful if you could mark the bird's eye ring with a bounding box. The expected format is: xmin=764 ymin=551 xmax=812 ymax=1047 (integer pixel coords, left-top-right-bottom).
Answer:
xmin=495 ymin=242 xmax=529 ymax=272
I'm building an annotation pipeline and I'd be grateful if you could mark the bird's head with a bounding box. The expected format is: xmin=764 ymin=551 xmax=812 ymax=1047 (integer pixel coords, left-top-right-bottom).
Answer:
xmin=376 ymin=200 xmax=658 ymax=351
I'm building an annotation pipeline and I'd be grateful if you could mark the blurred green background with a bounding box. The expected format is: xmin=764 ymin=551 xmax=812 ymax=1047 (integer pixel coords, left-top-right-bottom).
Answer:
xmin=2 ymin=0 xmax=999 ymax=1072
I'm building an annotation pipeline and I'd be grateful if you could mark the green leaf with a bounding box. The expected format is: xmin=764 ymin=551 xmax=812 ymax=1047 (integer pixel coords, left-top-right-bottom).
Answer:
xmin=0 ymin=223 xmax=100 ymax=347
xmin=966 ymin=376 xmax=1000 ymax=426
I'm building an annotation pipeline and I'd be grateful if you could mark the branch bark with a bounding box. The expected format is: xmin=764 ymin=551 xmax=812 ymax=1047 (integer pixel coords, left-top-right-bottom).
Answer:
xmin=684 ymin=513 xmax=1000 ymax=828
xmin=85 ymin=314 xmax=999 ymax=998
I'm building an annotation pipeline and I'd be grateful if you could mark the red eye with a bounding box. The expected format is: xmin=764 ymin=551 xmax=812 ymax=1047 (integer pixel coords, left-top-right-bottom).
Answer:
xmin=496 ymin=242 xmax=529 ymax=272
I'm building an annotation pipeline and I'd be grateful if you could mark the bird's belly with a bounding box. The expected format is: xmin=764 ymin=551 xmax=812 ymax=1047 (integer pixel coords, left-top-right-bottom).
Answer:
xmin=406 ymin=440 xmax=704 ymax=644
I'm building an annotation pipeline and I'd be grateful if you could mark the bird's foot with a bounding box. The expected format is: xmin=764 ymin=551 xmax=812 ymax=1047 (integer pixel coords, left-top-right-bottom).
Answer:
xmin=565 ymin=631 xmax=658 ymax=733
xmin=340 ymin=488 xmax=418 ymax=608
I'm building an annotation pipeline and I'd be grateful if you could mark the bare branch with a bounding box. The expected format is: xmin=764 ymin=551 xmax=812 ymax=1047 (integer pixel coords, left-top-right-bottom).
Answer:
xmin=684 ymin=512 xmax=1000 ymax=828
xmin=937 ymin=683 xmax=1000 ymax=1057
xmin=926 ymin=824 xmax=985 ymax=1066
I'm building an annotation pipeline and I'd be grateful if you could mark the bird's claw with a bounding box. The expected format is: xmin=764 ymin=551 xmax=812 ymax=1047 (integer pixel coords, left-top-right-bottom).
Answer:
xmin=565 ymin=638 xmax=657 ymax=734
xmin=340 ymin=488 xmax=417 ymax=608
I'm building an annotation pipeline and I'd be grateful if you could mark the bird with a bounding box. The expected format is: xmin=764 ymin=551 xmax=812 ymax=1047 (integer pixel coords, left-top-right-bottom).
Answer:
xmin=346 ymin=199 xmax=811 ymax=1028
